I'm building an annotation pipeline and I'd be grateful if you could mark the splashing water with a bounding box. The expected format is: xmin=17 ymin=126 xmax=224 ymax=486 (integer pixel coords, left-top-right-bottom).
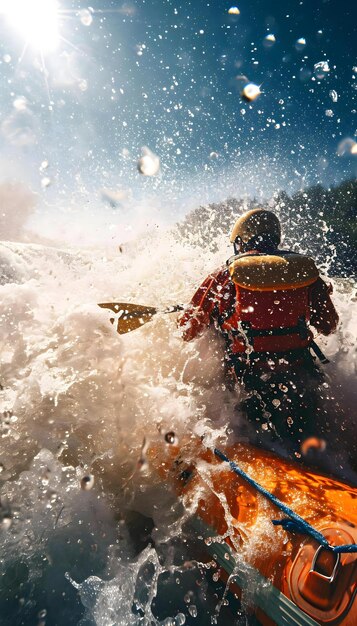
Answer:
xmin=0 ymin=199 xmax=356 ymax=625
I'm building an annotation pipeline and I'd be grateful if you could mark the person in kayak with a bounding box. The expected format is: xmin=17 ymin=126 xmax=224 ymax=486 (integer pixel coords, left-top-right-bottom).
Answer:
xmin=178 ymin=208 xmax=339 ymax=454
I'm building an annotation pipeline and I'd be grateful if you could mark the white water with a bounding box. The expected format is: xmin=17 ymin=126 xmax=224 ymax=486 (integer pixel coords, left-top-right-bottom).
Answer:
xmin=0 ymin=202 xmax=356 ymax=625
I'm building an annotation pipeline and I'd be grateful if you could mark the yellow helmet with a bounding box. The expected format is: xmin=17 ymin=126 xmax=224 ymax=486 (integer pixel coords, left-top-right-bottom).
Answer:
xmin=230 ymin=208 xmax=281 ymax=245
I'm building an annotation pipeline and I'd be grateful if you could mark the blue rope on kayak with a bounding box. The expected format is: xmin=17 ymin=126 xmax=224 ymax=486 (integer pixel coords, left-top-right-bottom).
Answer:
xmin=214 ymin=447 xmax=357 ymax=554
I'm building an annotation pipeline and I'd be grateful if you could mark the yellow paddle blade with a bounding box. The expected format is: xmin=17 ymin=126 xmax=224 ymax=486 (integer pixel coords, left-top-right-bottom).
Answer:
xmin=98 ymin=302 xmax=159 ymax=334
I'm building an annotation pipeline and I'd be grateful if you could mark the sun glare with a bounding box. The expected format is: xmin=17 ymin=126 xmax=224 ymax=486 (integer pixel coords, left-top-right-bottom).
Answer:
xmin=0 ymin=0 xmax=60 ymax=52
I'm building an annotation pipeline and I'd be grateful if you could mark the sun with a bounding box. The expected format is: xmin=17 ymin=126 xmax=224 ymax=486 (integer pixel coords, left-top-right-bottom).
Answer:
xmin=0 ymin=0 xmax=60 ymax=52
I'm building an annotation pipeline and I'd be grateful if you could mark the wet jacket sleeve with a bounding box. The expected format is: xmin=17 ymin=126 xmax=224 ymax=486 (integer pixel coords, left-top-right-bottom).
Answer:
xmin=177 ymin=269 xmax=229 ymax=341
xmin=309 ymin=277 xmax=339 ymax=336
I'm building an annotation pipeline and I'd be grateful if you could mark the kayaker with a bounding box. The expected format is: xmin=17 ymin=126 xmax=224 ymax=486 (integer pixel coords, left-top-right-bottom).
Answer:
xmin=178 ymin=208 xmax=339 ymax=453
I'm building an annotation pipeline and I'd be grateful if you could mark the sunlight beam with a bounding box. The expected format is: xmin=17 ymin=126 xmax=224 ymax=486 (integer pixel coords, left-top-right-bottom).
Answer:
xmin=0 ymin=0 xmax=60 ymax=52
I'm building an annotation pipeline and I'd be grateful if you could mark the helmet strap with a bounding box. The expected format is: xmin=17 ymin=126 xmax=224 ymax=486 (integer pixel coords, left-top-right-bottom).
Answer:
xmin=233 ymin=237 xmax=243 ymax=255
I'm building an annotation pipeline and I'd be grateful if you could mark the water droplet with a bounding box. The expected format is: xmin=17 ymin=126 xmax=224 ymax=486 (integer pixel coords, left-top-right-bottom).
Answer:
xmin=164 ymin=431 xmax=176 ymax=444
xmin=337 ymin=137 xmax=357 ymax=156
xmin=78 ymin=79 xmax=88 ymax=92
xmin=137 ymin=147 xmax=160 ymax=176
xmin=13 ymin=96 xmax=27 ymax=111
xmin=175 ymin=614 xmax=186 ymax=626
xmin=241 ymin=83 xmax=261 ymax=101
xmin=3 ymin=54 xmax=11 ymax=63
xmin=48 ymin=491 xmax=58 ymax=504
xmin=41 ymin=476 xmax=49 ymax=486
xmin=79 ymin=9 xmax=93 ymax=26
xmin=314 ymin=61 xmax=330 ymax=80
xmin=295 ymin=37 xmax=306 ymax=51
xmin=81 ymin=474 xmax=94 ymax=490
xmin=272 ymin=399 xmax=281 ymax=407
xmin=329 ymin=90 xmax=338 ymax=102
xmin=263 ymin=33 xmax=276 ymax=48
xmin=1 ymin=515 xmax=12 ymax=530
xmin=325 ymin=109 xmax=334 ymax=117
xmin=228 ymin=7 xmax=240 ymax=15
xmin=39 ymin=160 xmax=49 ymax=171
xmin=279 ymin=384 xmax=288 ymax=393
xmin=188 ymin=605 xmax=198 ymax=618
xmin=41 ymin=177 xmax=51 ymax=189
xmin=301 ymin=437 xmax=326 ymax=455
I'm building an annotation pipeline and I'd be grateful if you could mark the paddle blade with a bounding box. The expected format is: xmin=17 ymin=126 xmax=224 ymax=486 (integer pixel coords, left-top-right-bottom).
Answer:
xmin=98 ymin=302 xmax=159 ymax=334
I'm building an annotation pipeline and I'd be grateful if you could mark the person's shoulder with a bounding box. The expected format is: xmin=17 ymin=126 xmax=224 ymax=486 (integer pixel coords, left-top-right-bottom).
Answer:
xmin=212 ymin=265 xmax=230 ymax=281
xmin=199 ymin=265 xmax=230 ymax=289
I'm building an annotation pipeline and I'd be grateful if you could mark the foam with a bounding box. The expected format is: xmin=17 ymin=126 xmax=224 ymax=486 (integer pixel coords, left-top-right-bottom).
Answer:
xmin=0 ymin=212 xmax=356 ymax=624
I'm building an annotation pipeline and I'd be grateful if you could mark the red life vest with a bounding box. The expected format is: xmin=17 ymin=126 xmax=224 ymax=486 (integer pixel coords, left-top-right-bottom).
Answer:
xmin=221 ymin=251 xmax=319 ymax=354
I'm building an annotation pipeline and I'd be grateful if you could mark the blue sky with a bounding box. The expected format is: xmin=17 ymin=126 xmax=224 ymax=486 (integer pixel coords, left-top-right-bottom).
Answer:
xmin=0 ymin=0 xmax=356 ymax=215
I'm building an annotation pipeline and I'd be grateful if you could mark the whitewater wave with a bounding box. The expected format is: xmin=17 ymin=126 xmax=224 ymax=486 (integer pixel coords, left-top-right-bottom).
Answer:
xmin=0 ymin=214 xmax=356 ymax=624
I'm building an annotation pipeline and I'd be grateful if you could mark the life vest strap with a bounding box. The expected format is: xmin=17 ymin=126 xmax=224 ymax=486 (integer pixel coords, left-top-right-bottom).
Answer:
xmin=229 ymin=347 xmax=312 ymax=365
xmin=215 ymin=297 xmax=329 ymax=365
xmin=227 ymin=348 xmax=316 ymax=380
xmin=233 ymin=318 xmax=308 ymax=340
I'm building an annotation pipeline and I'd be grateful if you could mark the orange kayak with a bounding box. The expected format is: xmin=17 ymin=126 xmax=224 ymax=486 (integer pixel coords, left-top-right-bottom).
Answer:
xmin=148 ymin=435 xmax=357 ymax=626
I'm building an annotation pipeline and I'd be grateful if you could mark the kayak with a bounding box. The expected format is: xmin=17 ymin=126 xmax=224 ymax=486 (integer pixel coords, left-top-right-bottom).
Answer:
xmin=148 ymin=435 xmax=357 ymax=626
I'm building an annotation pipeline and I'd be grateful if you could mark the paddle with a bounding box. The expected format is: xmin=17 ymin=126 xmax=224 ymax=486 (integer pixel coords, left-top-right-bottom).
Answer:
xmin=98 ymin=302 xmax=184 ymax=335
